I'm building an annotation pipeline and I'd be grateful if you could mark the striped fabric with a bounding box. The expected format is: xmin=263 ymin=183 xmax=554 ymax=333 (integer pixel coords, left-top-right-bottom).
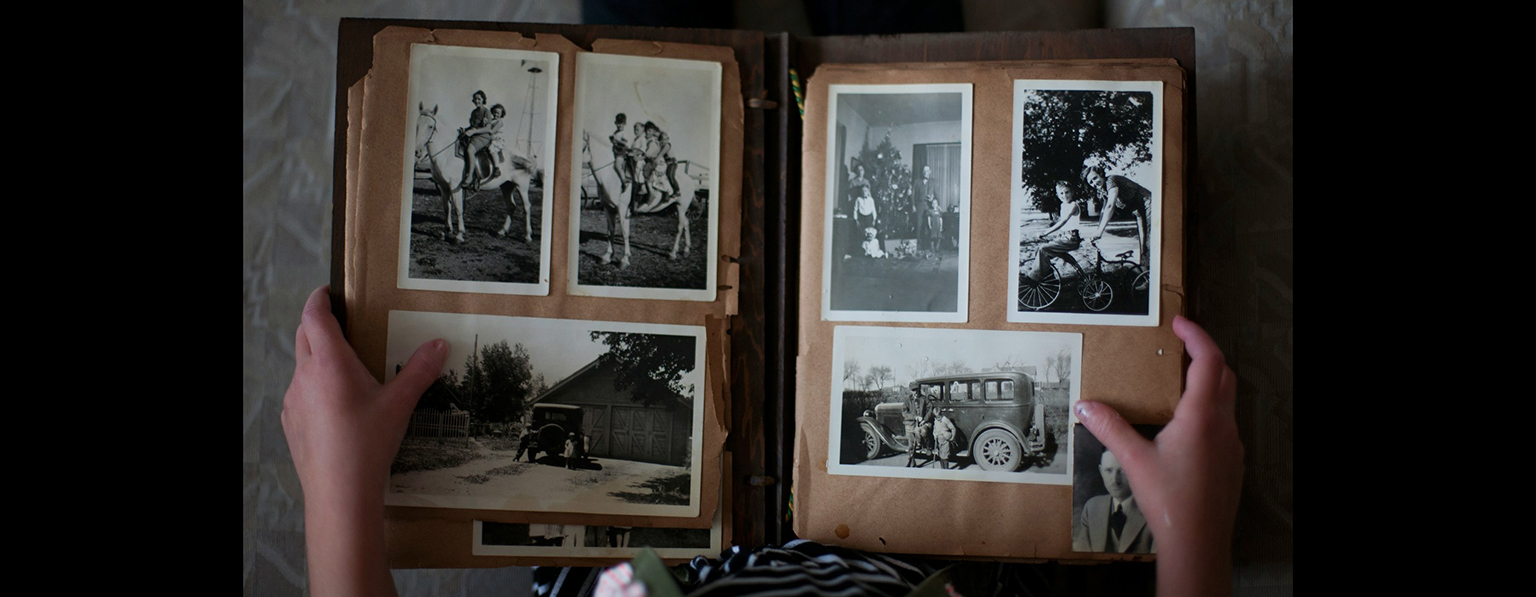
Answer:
xmin=680 ymin=540 xmax=933 ymax=597
xmin=534 ymin=541 xmax=932 ymax=597
xmin=532 ymin=540 xmax=1084 ymax=597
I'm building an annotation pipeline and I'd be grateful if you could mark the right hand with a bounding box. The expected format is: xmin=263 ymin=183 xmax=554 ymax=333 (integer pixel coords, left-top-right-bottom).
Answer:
xmin=1073 ymin=316 xmax=1242 ymax=595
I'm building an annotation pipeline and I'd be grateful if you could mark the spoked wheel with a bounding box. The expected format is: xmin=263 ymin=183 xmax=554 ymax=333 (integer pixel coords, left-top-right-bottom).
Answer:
xmin=1080 ymin=276 xmax=1114 ymax=312
xmin=974 ymin=429 xmax=1024 ymax=472
xmin=1132 ymin=269 xmax=1151 ymax=293
xmin=861 ymin=424 xmax=882 ymax=461
xmin=1018 ymin=264 xmax=1062 ymax=311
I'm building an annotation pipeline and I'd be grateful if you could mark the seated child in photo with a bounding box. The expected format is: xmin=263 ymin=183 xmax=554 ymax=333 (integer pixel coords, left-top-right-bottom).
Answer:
xmin=861 ymin=227 xmax=886 ymax=258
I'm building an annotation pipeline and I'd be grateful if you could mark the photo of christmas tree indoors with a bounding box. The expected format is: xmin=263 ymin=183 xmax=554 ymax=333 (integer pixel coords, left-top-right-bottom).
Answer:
xmin=822 ymin=84 xmax=973 ymax=323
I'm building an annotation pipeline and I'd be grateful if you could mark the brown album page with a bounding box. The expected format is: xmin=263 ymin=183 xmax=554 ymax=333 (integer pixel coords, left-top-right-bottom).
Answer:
xmin=340 ymin=26 xmax=745 ymax=566
xmin=793 ymin=59 xmax=1187 ymax=562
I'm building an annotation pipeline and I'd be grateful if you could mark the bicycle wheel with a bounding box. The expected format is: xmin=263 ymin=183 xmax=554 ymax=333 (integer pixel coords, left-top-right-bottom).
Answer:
xmin=1080 ymin=276 xmax=1114 ymax=312
xmin=1132 ymin=269 xmax=1151 ymax=292
xmin=1018 ymin=264 xmax=1062 ymax=311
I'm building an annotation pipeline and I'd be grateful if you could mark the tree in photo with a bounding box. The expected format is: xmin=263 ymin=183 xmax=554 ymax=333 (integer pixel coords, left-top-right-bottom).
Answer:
xmin=414 ymin=367 xmax=463 ymax=413
xmin=868 ymin=365 xmax=893 ymax=391
xmin=1052 ymin=348 xmax=1072 ymax=385
xmin=844 ymin=358 xmax=863 ymax=390
xmin=591 ymin=332 xmax=697 ymax=408
xmin=932 ymin=360 xmax=973 ymax=377
xmin=478 ymin=341 xmax=537 ymax=423
xmin=396 ymin=340 xmax=536 ymax=424
xmin=1018 ymin=89 xmax=1153 ymax=217
xmin=855 ymin=132 xmax=915 ymax=237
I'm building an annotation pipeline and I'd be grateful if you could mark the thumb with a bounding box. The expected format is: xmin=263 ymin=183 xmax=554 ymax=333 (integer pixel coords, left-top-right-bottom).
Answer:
xmin=1074 ymin=400 xmax=1153 ymax=470
xmin=384 ymin=339 xmax=449 ymax=412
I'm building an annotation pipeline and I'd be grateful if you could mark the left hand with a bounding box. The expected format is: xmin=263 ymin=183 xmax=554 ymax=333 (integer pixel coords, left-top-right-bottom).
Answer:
xmin=282 ymin=286 xmax=447 ymax=506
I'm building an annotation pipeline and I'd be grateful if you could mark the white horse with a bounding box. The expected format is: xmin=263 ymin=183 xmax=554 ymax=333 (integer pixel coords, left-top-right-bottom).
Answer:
xmin=583 ymin=131 xmax=708 ymax=266
xmin=631 ymin=155 xmax=705 ymax=261
xmin=413 ymin=103 xmax=535 ymax=244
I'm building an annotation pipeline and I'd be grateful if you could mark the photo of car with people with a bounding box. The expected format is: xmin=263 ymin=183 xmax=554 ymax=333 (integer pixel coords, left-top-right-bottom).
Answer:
xmin=829 ymin=326 xmax=1079 ymax=485
xmin=855 ymin=371 xmax=1050 ymax=472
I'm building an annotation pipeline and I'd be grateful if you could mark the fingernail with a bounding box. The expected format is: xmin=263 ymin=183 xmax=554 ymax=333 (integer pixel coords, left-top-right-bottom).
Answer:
xmin=431 ymin=339 xmax=447 ymax=355
xmin=1075 ymin=401 xmax=1095 ymax=419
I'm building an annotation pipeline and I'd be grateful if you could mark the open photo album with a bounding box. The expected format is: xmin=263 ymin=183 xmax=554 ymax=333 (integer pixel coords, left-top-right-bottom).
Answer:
xmin=332 ymin=19 xmax=1192 ymax=567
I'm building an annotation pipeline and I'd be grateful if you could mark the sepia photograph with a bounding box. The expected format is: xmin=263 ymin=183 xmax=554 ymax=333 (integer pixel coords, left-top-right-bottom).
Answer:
xmin=821 ymin=84 xmax=973 ymax=323
xmin=397 ymin=44 xmax=559 ymax=295
xmin=1071 ymin=422 xmax=1164 ymax=554
xmin=827 ymin=326 xmax=1078 ymax=485
xmin=473 ymin=510 xmax=720 ymax=559
xmin=384 ymin=311 xmax=706 ymax=518
xmin=1007 ymin=80 xmax=1163 ymax=326
xmin=568 ymin=52 xmax=721 ymax=301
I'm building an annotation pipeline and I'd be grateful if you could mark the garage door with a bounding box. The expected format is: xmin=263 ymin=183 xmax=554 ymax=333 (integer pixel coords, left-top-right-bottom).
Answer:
xmin=608 ymin=406 xmax=674 ymax=465
xmin=582 ymin=406 xmax=608 ymax=455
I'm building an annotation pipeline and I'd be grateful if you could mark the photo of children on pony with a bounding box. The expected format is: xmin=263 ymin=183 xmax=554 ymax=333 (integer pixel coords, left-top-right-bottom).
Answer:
xmin=400 ymin=44 xmax=558 ymax=295
xmin=570 ymin=52 xmax=721 ymax=301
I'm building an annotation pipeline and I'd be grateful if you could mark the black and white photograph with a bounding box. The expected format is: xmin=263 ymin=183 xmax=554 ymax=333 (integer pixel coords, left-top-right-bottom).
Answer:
xmin=1007 ymin=80 xmax=1162 ymax=326
xmin=398 ymin=44 xmax=559 ymax=295
xmin=568 ymin=52 xmax=721 ymax=301
xmin=384 ymin=310 xmax=706 ymax=518
xmin=827 ymin=325 xmax=1078 ymax=485
xmin=472 ymin=508 xmax=720 ymax=559
xmin=821 ymin=84 xmax=973 ymax=323
xmin=1071 ymin=422 xmax=1163 ymax=554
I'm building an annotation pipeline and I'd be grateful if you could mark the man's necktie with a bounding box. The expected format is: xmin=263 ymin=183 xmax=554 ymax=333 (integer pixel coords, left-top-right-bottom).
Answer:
xmin=1110 ymin=504 xmax=1127 ymax=550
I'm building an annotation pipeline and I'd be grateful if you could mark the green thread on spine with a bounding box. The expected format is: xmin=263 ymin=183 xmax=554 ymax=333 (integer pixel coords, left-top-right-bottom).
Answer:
xmin=789 ymin=69 xmax=805 ymax=119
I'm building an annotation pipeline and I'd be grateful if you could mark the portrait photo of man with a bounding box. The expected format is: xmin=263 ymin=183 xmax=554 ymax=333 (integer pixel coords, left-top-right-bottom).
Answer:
xmin=1071 ymin=422 xmax=1161 ymax=553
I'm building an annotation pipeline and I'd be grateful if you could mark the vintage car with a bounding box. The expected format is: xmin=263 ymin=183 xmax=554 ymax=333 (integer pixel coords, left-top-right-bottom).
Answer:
xmin=526 ymin=403 xmax=587 ymax=464
xmin=855 ymin=371 xmax=1048 ymax=472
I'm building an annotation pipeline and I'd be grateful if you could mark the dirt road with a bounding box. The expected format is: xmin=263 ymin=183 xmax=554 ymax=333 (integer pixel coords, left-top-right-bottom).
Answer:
xmin=390 ymin=446 xmax=691 ymax=511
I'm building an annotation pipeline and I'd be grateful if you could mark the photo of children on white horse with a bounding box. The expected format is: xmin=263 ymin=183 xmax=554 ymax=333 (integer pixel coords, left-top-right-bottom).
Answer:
xmin=400 ymin=46 xmax=557 ymax=292
xmin=413 ymin=94 xmax=536 ymax=246
xmin=579 ymin=121 xmax=709 ymax=272
xmin=570 ymin=52 xmax=720 ymax=298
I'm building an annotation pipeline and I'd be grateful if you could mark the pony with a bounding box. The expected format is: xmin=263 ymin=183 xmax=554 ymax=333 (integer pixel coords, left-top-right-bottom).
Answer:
xmin=581 ymin=131 xmax=707 ymax=269
xmin=630 ymin=155 xmax=705 ymax=261
xmin=412 ymin=102 xmax=534 ymax=244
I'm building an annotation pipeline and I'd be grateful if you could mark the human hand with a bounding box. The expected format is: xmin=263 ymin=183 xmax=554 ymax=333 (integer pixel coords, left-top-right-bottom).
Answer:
xmin=283 ymin=285 xmax=447 ymax=504
xmin=1074 ymin=315 xmax=1242 ymax=596
xmin=281 ymin=286 xmax=445 ymax=597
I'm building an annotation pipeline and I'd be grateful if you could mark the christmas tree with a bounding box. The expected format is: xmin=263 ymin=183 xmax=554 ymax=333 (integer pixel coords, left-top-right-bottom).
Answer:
xmin=854 ymin=131 xmax=915 ymax=238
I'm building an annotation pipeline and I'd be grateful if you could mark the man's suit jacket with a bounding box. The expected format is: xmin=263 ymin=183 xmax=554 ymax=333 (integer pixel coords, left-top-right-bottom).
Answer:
xmin=1072 ymin=495 xmax=1155 ymax=554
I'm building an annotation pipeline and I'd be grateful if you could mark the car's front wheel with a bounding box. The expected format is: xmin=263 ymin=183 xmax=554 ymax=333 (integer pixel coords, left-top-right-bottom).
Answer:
xmin=974 ymin=428 xmax=1023 ymax=472
xmin=862 ymin=424 xmax=883 ymax=461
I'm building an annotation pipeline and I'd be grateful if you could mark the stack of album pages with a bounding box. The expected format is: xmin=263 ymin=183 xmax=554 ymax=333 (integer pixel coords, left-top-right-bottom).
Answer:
xmin=332 ymin=20 xmax=1193 ymax=566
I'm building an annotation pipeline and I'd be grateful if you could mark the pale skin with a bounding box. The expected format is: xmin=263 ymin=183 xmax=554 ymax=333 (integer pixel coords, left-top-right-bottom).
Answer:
xmin=282 ymin=286 xmax=447 ymax=597
xmin=1086 ymin=169 xmax=1148 ymax=261
xmin=414 ymin=103 xmax=533 ymax=244
xmin=283 ymin=286 xmax=1240 ymax=595
xmin=1031 ymin=183 xmax=1085 ymax=279
xmin=1075 ymin=315 xmax=1244 ymax=597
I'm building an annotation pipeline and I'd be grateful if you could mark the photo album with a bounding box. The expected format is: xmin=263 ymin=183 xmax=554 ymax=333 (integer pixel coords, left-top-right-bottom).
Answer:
xmin=332 ymin=20 xmax=1193 ymax=567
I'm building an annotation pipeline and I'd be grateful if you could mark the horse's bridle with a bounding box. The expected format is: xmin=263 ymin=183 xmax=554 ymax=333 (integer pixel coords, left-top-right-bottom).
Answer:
xmin=580 ymin=135 xmax=617 ymax=176
xmin=415 ymin=112 xmax=455 ymax=167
